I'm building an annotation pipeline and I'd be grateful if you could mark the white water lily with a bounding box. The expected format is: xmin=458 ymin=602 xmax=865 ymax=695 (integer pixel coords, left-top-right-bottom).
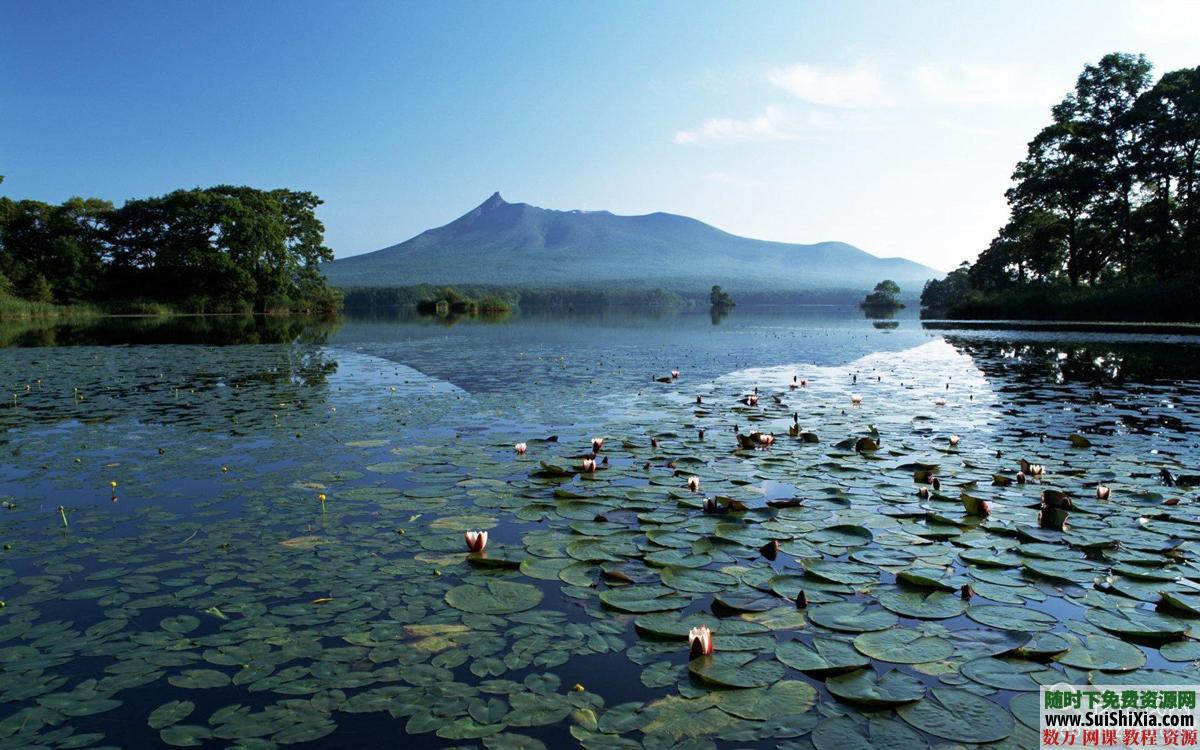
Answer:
xmin=851 ymin=394 xmax=862 ymax=405
xmin=581 ymin=457 xmax=597 ymax=473
xmin=686 ymin=476 xmax=700 ymax=492
xmin=514 ymin=442 xmax=527 ymax=455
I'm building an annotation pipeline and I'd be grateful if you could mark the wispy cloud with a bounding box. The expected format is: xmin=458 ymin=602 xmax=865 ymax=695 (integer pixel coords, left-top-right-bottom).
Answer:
xmin=911 ymin=64 xmax=1061 ymax=108
xmin=767 ymin=60 xmax=889 ymax=108
xmin=673 ymin=105 xmax=836 ymax=146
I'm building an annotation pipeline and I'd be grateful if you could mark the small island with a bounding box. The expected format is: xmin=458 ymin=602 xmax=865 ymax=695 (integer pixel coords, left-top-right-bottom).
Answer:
xmin=859 ymin=280 xmax=905 ymax=312
xmin=415 ymin=286 xmax=512 ymax=317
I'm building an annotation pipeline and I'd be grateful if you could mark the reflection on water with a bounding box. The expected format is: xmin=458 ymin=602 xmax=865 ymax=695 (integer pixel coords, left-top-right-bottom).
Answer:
xmin=0 ymin=314 xmax=343 ymax=348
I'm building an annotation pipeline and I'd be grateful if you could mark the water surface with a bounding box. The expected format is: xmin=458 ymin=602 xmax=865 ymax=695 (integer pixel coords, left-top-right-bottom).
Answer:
xmin=2 ymin=307 xmax=1199 ymax=749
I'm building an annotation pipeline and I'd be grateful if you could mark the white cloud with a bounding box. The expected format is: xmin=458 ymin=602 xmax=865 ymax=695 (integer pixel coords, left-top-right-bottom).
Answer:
xmin=767 ymin=59 xmax=889 ymax=108
xmin=911 ymin=64 xmax=1062 ymax=108
xmin=672 ymin=105 xmax=837 ymax=146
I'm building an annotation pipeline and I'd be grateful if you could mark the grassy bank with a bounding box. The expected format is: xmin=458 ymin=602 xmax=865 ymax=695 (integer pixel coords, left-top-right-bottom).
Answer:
xmin=925 ymin=277 xmax=1199 ymax=322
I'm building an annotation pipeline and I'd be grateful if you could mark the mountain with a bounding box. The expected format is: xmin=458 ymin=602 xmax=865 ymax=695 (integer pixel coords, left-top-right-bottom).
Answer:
xmin=322 ymin=193 xmax=939 ymax=297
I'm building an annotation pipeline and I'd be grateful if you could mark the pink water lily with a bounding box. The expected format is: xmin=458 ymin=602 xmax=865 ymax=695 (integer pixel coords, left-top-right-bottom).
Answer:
xmin=688 ymin=625 xmax=714 ymax=658
xmin=514 ymin=442 xmax=527 ymax=455
xmin=464 ymin=530 xmax=488 ymax=553
xmin=949 ymin=435 xmax=960 ymax=447
xmin=850 ymin=394 xmax=862 ymax=405
xmin=745 ymin=394 xmax=759 ymax=406
xmin=591 ymin=437 xmax=605 ymax=453
xmin=1096 ymin=485 xmax=1111 ymax=500
xmin=687 ymin=476 xmax=700 ymax=492
xmin=759 ymin=434 xmax=775 ymax=448
xmin=934 ymin=397 xmax=947 ymax=406
xmin=581 ymin=457 xmax=597 ymax=473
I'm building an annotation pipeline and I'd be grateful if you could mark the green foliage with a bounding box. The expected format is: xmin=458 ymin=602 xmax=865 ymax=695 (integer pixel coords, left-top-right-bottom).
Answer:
xmin=0 ymin=185 xmax=338 ymax=314
xmin=919 ymin=263 xmax=971 ymax=313
xmin=933 ymin=53 xmax=1200 ymax=319
xmin=709 ymin=285 xmax=735 ymax=308
xmin=860 ymin=280 xmax=904 ymax=310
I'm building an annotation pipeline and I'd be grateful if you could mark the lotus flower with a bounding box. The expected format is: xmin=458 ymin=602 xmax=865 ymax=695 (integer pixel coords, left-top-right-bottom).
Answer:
xmin=934 ymin=398 xmax=947 ymax=406
xmin=671 ymin=370 xmax=680 ymax=379
xmin=851 ymin=394 xmax=862 ymax=405
xmin=581 ymin=458 xmax=597 ymax=473
xmin=514 ymin=442 xmax=527 ymax=455
xmin=687 ymin=476 xmax=700 ymax=492
xmin=464 ymin=530 xmax=488 ymax=553
xmin=1096 ymin=485 xmax=1111 ymax=500
xmin=688 ymin=625 xmax=714 ymax=658
xmin=949 ymin=435 xmax=960 ymax=447
xmin=591 ymin=437 xmax=605 ymax=453
xmin=759 ymin=434 xmax=775 ymax=448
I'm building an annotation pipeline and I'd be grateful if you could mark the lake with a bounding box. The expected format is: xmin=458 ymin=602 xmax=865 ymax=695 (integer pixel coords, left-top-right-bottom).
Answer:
xmin=2 ymin=307 xmax=1200 ymax=749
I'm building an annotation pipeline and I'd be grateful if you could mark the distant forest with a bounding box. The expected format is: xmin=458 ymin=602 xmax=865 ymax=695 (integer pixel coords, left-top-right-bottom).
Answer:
xmin=0 ymin=180 xmax=340 ymax=315
xmin=923 ymin=53 xmax=1199 ymax=320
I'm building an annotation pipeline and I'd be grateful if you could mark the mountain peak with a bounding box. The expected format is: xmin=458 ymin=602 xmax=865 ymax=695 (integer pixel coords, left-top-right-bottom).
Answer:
xmin=479 ymin=191 xmax=507 ymax=211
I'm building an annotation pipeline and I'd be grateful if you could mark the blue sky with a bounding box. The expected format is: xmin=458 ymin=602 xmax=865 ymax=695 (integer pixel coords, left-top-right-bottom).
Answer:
xmin=2 ymin=0 xmax=1197 ymax=271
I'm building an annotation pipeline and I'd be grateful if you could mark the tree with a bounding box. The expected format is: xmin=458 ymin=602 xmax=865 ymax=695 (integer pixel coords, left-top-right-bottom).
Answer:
xmin=709 ymin=285 xmax=734 ymax=308
xmin=860 ymin=280 xmax=903 ymax=309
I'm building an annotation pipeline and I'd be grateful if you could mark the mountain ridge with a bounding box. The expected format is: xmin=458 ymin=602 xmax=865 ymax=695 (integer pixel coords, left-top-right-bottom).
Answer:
xmin=323 ymin=193 xmax=939 ymax=295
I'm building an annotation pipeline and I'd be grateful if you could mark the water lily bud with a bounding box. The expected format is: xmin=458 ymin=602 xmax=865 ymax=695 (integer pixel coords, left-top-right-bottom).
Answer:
xmin=688 ymin=625 xmax=714 ymax=658
xmin=795 ymin=590 xmax=808 ymax=609
xmin=464 ymin=530 xmax=488 ymax=553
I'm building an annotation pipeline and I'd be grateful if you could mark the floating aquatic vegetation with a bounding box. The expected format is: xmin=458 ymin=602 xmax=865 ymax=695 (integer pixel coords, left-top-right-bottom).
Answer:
xmin=0 ymin=323 xmax=1198 ymax=747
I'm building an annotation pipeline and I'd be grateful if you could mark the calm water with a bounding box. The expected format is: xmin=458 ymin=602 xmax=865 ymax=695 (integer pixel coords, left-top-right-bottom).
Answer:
xmin=2 ymin=307 xmax=1200 ymax=749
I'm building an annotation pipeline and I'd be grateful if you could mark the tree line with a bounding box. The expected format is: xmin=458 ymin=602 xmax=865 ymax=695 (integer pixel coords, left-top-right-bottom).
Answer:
xmin=0 ymin=180 xmax=339 ymax=313
xmin=923 ymin=53 xmax=1199 ymax=319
